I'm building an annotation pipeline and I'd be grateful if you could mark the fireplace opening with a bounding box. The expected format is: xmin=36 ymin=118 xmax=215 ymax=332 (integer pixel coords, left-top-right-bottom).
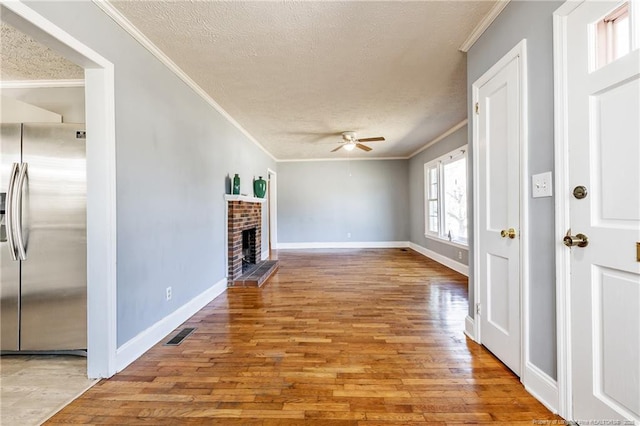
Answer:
xmin=242 ymin=228 xmax=257 ymax=272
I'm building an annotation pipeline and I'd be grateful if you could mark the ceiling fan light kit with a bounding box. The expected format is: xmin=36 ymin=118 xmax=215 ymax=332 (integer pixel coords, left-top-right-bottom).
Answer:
xmin=331 ymin=131 xmax=385 ymax=153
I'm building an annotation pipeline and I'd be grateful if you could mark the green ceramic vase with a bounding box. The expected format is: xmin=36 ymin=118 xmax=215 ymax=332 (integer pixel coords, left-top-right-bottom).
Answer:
xmin=253 ymin=176 xmax=266 ymax=198
xmin=232 ymin=174 xmax=240 ymax=195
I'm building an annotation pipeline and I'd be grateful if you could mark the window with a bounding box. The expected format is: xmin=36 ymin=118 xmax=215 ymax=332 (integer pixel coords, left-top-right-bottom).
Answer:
xmin=424 ymin=147 xmax=468 ymax=245
xmin=594 ymin=2 xmax=631 ymax=71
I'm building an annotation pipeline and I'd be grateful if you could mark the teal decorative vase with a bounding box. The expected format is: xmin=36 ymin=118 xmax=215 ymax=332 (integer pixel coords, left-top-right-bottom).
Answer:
xmin=253 ymin=176 xmax=267 ymax=198
xmin=232 ymin=174 xmax=240 ymax=195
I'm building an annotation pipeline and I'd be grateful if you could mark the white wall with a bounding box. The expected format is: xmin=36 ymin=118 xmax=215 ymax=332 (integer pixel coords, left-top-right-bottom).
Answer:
xmin=1 ymin=95 xmax=62 ymax=123
xmin=1 ymin=86 xmax=85 ymax=123
xmin=278 ymin=160 xmax=409 ymax=245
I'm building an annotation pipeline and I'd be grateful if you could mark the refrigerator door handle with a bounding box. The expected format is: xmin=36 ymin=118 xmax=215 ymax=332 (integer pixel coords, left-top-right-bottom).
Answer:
xmin=5 ymin=162 xmax=19 ymax=261
xmin=14 ymin=162 xmax=28 ymax=261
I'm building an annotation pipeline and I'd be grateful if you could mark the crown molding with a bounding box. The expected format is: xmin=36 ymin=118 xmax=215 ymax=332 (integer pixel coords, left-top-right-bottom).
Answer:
xmin=0 ymin=79 xmax=85 ymax=89
xmin=278 ymin=119 xmax=468 ymax=163
xmin=277 ymin=156 xmax=409 ymax=163
xmin=91 ymin=0 xmax=277 ymax=162
xmin=408 ymin=119 xmax=468 ymax=159
xmin=459 ymin=0 xmax=511 ymax=52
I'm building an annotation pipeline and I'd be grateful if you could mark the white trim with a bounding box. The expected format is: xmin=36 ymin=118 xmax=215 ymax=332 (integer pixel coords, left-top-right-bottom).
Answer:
xmin=224 ymin=194 xmax=266 ymax=203
xmin=464 ymin=315 xmax=477 ymax=342
xmin=85 ymin=65 xmax=118 ymax=379
xmin=471 ymin=40 xmax=528 ymax=379
xmin=552 ymin=1 xmax=584 ymax=420
xmin=276 ymin=156 xmax=408 ymax=163
xmin=0 ymin=79 xmax=85 ymax=89
xmin=278 ymin=241 xmax=410 ymax=250
xmin=459 ymin=0 xmax=512 ymax=52
xmin=1 ymin=0 xmax=118 ymax=379
xmin=423 ymin=145 xmax=469 ymax=245
xmin=115 ymin=277 xmax=227 ymax=373
xmin=267 ymin=168 xmax=278 ymax=253
xmin=91 ymin=0 xmax=276 ymax=163
xmin=409 ymin=119 xmax=468 ymax=158
xmin=524 ymin=362 xmax=560 ymax=414
xmin=224 ymin=201 xmax=229 ymax=278
xmin=423 ymin=234 xmax=468 ymax=250
xmin=518 ymin=40 xmax=531 ymax=396
xmin=409 ymin=242 xmax=469 ymax=277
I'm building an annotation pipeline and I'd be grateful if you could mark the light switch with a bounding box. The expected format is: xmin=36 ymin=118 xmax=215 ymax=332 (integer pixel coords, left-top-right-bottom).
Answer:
xmin=532 ymin=172 xmax=553 ymax=198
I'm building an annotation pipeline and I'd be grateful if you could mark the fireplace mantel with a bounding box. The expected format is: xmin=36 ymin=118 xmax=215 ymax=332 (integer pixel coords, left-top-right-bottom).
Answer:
xmin=224 ymin=194 xmax=266 ymax=203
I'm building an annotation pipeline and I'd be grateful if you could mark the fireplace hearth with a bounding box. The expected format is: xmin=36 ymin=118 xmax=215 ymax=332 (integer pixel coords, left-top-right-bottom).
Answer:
xmin=226 ymin=194 xmax=278 ymax=287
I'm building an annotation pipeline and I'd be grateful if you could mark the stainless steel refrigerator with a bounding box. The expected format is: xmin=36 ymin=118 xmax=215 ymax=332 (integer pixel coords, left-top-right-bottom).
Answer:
xmin=1 ymin=123 xmax=87 ymax=352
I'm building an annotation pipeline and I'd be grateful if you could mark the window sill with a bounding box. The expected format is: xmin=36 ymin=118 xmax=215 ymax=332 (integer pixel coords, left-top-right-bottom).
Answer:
xmin=424 ymin=234 xmax=468 ymax=250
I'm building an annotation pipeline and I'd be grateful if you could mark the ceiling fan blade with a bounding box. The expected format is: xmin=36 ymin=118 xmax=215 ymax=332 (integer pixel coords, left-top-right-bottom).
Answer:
xmin=330 ymin=145 xmax=343 ymax=152
xmin=356 ymin=143 xmax=372 ymax=152
xmin=357 ymin=137 xmax=385 ymax=142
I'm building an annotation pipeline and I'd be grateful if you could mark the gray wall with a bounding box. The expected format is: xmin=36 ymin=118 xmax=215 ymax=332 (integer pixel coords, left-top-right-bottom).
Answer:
xmin=1 ymin=86 xmax=85 ymax=123
xmin=25 ymin=1 xmax=276 ymax=347
xmin=467 ymin=0 xmax=562 ymax=378
xmin=408 ymin=126 xmax=469 ymax=265
xmin=278 ymin=160 xmax=409 ymax=243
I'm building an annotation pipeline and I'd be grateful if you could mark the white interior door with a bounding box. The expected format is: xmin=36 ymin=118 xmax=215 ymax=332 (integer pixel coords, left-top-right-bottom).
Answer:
xmin=566 ymin=1 xmax=640 ymax=422
xmin=267 ymin=169 xmax=277 ymax=253
xmin=475 ymin=47 xmax=523 ymax=376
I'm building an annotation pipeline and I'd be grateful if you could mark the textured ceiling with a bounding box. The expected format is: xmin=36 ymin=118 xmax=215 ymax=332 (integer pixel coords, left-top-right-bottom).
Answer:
xmin=0 ymin=22 xmax=84 ymax=81
xmin=111 ymin=1 xmax=495 ymax=160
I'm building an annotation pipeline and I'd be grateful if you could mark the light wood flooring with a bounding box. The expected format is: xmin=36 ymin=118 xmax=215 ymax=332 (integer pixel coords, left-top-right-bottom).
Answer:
xmin=46 ymin=248 xmax=563 ymax=424
xmin=0 ymin=355 xmax=97 ymax=425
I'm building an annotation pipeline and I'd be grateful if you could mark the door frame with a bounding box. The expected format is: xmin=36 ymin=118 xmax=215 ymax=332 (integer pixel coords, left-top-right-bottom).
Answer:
xmin=1 ymin=1 xmax=118 ymax=378
xmin=471 ymin=39 xmax=529 ymax=381
xmin=267 ymin=168 xmax=278 ymax=251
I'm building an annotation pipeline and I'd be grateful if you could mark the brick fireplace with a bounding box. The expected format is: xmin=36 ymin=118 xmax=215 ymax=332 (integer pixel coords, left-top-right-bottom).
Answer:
xmin=227 ymin=197 xmax=262 ymax=281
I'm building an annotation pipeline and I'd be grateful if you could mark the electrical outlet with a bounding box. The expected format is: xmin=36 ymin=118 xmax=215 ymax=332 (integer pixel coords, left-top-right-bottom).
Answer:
xmin=458 ymin=251 xmax=462 ymax=260
xmin=347 ymin=232 xmax=351 ymax=238
xmin=166 ymin=286 xmax=172 ymax=301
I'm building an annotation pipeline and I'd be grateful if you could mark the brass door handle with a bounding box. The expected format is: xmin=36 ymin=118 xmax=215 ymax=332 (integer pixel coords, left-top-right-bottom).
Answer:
xmin=500 ymin=228 xmax=516 ymax=239
xmin=563 ymin=233 xmax=588 ymax=247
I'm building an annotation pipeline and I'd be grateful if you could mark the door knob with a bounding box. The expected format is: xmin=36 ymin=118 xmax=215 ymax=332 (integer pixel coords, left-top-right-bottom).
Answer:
xmin=500 ymin=228 xmax=516 ymax=239
xmin=563 ymin=233 xmax=588 ymax=247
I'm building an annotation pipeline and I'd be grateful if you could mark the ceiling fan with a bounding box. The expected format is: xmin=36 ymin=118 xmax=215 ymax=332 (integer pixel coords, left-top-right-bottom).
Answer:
xmin=331 ymin=131 xmax=385 ymax=153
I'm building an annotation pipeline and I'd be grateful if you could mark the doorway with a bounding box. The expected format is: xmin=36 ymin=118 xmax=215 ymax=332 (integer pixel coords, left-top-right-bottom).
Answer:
xmin=1 ymin=2 xmax=117 ymax=378
xmin=267 ymin=168 xmax=278 ymax=255
xmin=472 ymin=40 xmax=528 ymax=377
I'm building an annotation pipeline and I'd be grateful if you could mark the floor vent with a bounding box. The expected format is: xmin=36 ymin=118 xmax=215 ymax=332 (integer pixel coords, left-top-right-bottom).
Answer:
xmin=164 ymin=327 xmax=196 ymax=346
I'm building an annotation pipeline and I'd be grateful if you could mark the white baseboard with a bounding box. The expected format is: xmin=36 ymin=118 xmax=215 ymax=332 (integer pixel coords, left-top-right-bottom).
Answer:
xmin=115 ymin=277 xmax=227 ymax=372
xmin=408 ymin=242 xmax=469 ymax=276
xmin=524 ymin=361 xmax=559 ymax=414
xmin=464 ymin=315 xmax=477 ymax=342
xmin=261 ymin=250 xmax=269 ymax=261
xmin=277 ymin=241 xmax=410 ymax=249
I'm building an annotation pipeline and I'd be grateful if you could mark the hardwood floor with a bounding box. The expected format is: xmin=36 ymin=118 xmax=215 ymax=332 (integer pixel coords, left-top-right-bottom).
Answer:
xmin=47 ymin=248 xmax=562 ymax=425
